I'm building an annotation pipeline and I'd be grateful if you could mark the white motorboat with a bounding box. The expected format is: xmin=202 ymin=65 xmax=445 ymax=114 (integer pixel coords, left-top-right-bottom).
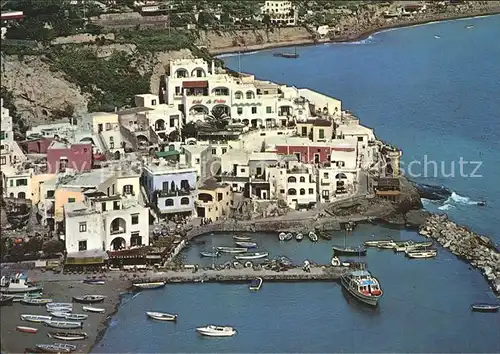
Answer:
xmin=234 ymin=252 xmax=269 ymax=260
xmin=278 ymin=232 xmax=286 ymax=241
xmin=196 ymin=325 xmax=237 ymax=337
xmin=249 ymin=277 xmax=263 ymax=291
xmin=44 ymin=320 xmax=83 ymax=329
xmin=341 ymin=270 xmax=383 ymax=306
xmin=284 ymin=233 xmax=293 ymax=241
xmin=216 ymin=247 xmax=248 ymax=254
xmin=47 ymin=307 xmax=72 ymax=314
xmin=21 ymin=314 xmax=52 ymax=323
xmin=146 ymin=311 xmax=177 ymax=321
xmin=233 ymin=235 xmax=252 ymax=242
xmin=364 ymin=239 xmax=393 ymax=247
xmin=295 ymin=233 xmax=304 ymax=241
xmin=82 ymin=306 xmax=105 ymax=313
xmin=308 ymin=232 xmax=318 ymax=242
xmin=234 ymin=241 xmax=257 ymax=248
xmin=394 ymin=240 xmax=434 ymax=252
xmin=0 ymin=274 xmax=43 ymax=294
xmin=406 ymin=249 xmax=437 ymax=259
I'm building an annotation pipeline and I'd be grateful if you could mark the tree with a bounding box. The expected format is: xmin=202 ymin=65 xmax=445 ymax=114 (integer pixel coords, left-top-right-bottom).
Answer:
xmin=205 ymin=107 xmax=230 ymax=130
xmin=181 ymin=122 xmax=198 ymax=140
xmin=42 ymin=239 xmax=65 ymax=255
xmin=168 ymin=129 xmax=180 ymax=142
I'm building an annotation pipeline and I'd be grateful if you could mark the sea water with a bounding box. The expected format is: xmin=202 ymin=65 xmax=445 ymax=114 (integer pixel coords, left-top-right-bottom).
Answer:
xmin=94 ymin=15 xmax=500 ymax=353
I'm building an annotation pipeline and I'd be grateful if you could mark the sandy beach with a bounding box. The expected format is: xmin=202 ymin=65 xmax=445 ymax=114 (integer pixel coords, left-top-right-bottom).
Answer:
xmin=0 ymin=271 xmax=130 ymax=354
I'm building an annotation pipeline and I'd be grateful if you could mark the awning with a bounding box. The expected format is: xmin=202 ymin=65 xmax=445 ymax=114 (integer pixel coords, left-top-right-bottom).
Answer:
xmin=155 ymin=150 xmax=180 ymax=158
xmin=183 ymin=81 xmax=208 ymax=88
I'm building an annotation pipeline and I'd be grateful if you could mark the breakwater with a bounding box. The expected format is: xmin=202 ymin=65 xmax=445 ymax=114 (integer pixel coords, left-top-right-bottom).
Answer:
xmin=419 ymin=214 xmax=500 ymax=295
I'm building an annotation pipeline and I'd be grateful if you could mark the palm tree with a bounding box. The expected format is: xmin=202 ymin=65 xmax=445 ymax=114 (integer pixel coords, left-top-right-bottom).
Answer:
xmin=205 ymin=106 xmax=230 ymax=131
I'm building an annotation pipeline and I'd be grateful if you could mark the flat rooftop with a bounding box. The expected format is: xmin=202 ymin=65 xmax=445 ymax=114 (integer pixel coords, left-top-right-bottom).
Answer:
xmin=143 ymin=162 xmax=196 ymax=175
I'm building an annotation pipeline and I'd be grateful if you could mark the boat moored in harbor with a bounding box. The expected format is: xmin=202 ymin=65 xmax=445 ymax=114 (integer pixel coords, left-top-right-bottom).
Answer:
xmin=196 ymin=325 xmax=237 ymax=337
xmin=17 ymin=326 xmax=38 ymax=334
xmin=21 ymin=314 xmax=52 ymax=323
xmin=234 ymin=252 xmax=269 ymax=260
xmin=146 ymin=311 xmax=178 ymax=321
xmin=406 ymin=249 xmax=437 ymax=259
xmin=44 ymin=320 xmax=83 ymax=329
xmin=233 ymin=235 xmax=252 ymax=242
xmin=249 ymin=277 xmax=263 ymax=291
xmin=82 ymin=279 xmax=105 ymax=285
xmin=216 ymin=247 xmax=248 ymax=254
xmin=341 ymin=270 xmax=383 ymax=307
xmin=36 ymin=344 xmax=76 ymax=352
xmin=72 ymin=295 xmax=106 ymax=303
xmin=278 ymin=232 xmax=286 ymax=241
xmin=295 ymin=233 xmax=304 ymax=241
xmin=234 ymin=241 xmax=257 ymax=248
xmin=0 ymin=274 xmax=43 ymax=294
xmin=308 ymin=232 xmax=318 ymax=242
xmin=283 ymin=233 xmax=293 ymax=241
xmin=21 ymin=298 xmax=53 ymax=306
xmin=62 ymin=314 xmax=88 ymax=321
xmin=470 ymin=303 xmax=499 ymax=312
xmin=200 ymin=250 xmax=220 ymax=258
xmin=332 ymin=245 xmax=367 ymax=256
xmin=364 ymin=239 xmax=393 ymax=247
xmin=48 ymin=331 xmax=88 ymax=341
xmin=82 ymin=306 xmax=105 ymax=313
xmin=133 ymin=281 xmax=166 ymax=290
xmin=0 ymin=294 xmax=14 ymax=306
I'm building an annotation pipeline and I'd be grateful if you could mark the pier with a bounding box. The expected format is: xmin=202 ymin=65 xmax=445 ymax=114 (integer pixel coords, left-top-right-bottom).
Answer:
xmin=141 ymin=265 xmax=351 ymax=284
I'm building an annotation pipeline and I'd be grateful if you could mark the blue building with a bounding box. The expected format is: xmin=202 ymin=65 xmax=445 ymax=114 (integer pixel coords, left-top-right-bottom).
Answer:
xmin=142 ymin=163 xmax=197 ymax=219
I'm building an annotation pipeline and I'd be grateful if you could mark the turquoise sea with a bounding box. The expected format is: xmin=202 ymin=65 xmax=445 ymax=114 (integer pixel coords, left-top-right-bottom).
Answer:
xmin=94 ymin=15 xmax=500 ymax=353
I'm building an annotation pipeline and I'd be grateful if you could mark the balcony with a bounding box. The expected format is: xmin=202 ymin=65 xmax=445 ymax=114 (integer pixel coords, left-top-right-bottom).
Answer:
xmin=157 ymin=188 xmax=194 ymax=198
xmin=110 ymin=227 xmax=126 ymax=235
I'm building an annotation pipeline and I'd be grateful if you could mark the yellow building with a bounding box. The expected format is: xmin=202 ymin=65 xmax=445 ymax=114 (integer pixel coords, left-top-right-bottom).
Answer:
xmin=54 ymin=187 xmax=85 ymax=222
xmin=196 ymin=179 xmax=232 ymax=221
xmin=31 ymin=173 xmax=56 ymax=204
xmin=296 ymin=119 xmax=334 ymax=143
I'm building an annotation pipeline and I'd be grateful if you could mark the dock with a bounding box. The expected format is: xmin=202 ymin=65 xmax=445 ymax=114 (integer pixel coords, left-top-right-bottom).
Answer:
xmin=144 ymin=266 xmax=351 ymax=284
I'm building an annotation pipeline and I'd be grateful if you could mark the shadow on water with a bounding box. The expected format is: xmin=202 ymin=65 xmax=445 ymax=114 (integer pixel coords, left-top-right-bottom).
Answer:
xmin=341 ymin=287 xmax=381 ymax=316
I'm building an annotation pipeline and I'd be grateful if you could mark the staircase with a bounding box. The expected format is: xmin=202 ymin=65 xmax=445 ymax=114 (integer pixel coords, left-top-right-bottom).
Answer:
xmin=95 ymin=132 xmax=113 ymax=160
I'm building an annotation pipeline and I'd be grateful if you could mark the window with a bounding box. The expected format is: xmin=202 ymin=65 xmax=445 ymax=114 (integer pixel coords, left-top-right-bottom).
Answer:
xmin=0 ymin=156 xmax=5 ymax=165
xmin=256 ymin=167 xmax=262 ymax=175
xmin=9 ymin=180 xmax=13 ymax=187
xmin=222 ymin=148 xmax=227 ymax=154
xmin=240 ymin=168 xmax=246 ymax=173
xmin=102 ymin=202 xmax=107 ymax=211
xmin=195 ymin=158 xmax=200 ymax=164
xmin=79 ymin=222 xmax=87 ymax=232
xmin=217 ymin=193 xmax=223 ymax=202
xmin=237 ymin=107 xmax=243 ymax=115
xmin=266 ymin=106 xmax=272 ymax=113
xmin=322 ymin=190 xmax=329 ymax=197
xmin=299 ymin=176 xmax=306 ymax=183
xmin=152 ymin=99 xmax=157 ymax=105
xmin=288 ymin=176 xmax=296 ymax=183
xmin=212 ymin=148 xmax=216 ymax=155
xmin=16 ymin=179 xmax=28 ymax=186
xmin=358 ymin=137 xmax=364 ymax=142
xmin=68 ymin=197 xmax=76 ymax=203
xmin=301 ymin=127 xmax=307 ymax=136
xmin=131 ymin=214 xmax=139 ymax=225
xmin=162 ymin=181 xmax=168 ymax=191
xmin=165 ymin=198 xmax=174 ymax=206
xmin=113 ymin=201 xmax=120 ymax=210
xmin=319 ymin=129 xmax=325 ymax=139
xmin=251 ymin=107 xmax=257 ymax=114
xmin=280 ymin=189 xmax=285 ymax=194
xmin=300 ymin=188 xmax=306 ymax=195
xmin=324 ymin=172 xmax=329 ymax=179
xmin=46 ymin=190 xmax=55 ymax=198
xmin=106 ymin=123 xmax=111 ymax=131
xmin=309 ymin=188 xmax=314 ymax=194
xmin=123 ymin=185 xmax=133 ymax=195
xmin=112 ymin=184 xmax=115 ymax=195
xmin=78 ymin=240 xmax=87 ymax=251
xmin=180 ymin=197 xmax=190 ymax=205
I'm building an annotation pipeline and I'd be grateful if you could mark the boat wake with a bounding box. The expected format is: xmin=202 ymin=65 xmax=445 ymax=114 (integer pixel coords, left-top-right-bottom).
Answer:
xmin=216 ymin=51 xmax=259 ymax=58
xmin=424 ymin=191 xmax=480 ymax=211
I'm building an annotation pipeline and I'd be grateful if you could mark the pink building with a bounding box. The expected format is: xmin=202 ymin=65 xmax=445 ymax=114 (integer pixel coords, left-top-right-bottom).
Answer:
xmin=19 ymin=138 xmax=53 ymax=154
xmin=47 ymin=141 xmax=93 ymax=173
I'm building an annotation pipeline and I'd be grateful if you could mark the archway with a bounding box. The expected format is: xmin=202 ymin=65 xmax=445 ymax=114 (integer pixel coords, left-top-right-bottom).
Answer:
xmin=137 ymin=134 xmax=149 ymax=147
xmin=154 ymin=119 xmax=166 ymax=131
xmin=211 ymin=86 xmax=230 ymax=96
xmin=180 ymin=197 xmax=190 ymax=205
xmin=246 ymin=91 xmax=255 ymax=99
xmin=130 ymin=234 xmax=142 ymax=247
xmin=212 ymin=104 xmax=230 ymax=117
xmin=18 ymin=192 xmax=26 ymax=199
xmin=198 ymin=193 xmax=213 ymax=203
xmin=234 ymin=91 xmax=243 ymax=99
xmin=189 ymin=105 xmax=209 ymax=118
xmin=175 ymin=68 xmax=188 ymax=78
xmin=287 ymin=176 xmax=296 ymax=183
xmin=190 ymin=67 xmax=206 ymax=77
xmin=335 ymin=173 xmax=348 ymax=179
xmin=110 ymin=237 xmax=126 ymax=251
xmin=110 ymin=217 xmax=126 ymax=235
xmin=288 ymin=188 xmax=297 ymax=195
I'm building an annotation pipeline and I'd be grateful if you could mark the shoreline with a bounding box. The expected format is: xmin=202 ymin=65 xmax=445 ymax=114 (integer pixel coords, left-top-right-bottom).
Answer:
xmin=210 ymin=10 xmax=500 ymax=56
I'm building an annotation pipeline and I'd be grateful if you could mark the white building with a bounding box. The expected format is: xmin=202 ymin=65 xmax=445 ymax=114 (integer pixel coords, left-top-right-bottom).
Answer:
xmin=78 ymin=112 xmax=125 ymax=159
xmin=182 ymin=144 xmax=213 ymax=181
xmin=64 ymin=193 xmax=149 ymax=253
xmin=261 ymin=1 xmax=297 ymax=26
xmin=163 ymin=58 xmax=318 ymax=128
xmin=1 ymin=99 xmax=26 ymax=171
xmin=3 ymin=167 xmax=32 ymax=199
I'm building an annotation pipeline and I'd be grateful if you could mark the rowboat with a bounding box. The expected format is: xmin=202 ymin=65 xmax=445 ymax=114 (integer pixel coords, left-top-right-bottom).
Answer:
xmin=17 ymin=326 xmax=38 ymax=334
xmin=44 ymin=320 xmax=83 ymax=329
xmin=37 ymin=344 xmax=76 ymax=352
xmin=21 ymin=314 xmax=52 ymax=323
xmin=49 ymin=312 xmax=72 ymax=319
xmin=308 ymin=232 xmax=318 ymax=242
xmin=48 ymin=331 xmax=88 ymax=341
xmin=146 ymin=311 xmax=178 ymax=321
xmin=283 ymin=233 xmax=293 ymax=241
xmin=21 ymin=298 xmax=53 ymax=305
xmin=72 ymin=295 xmax=106 ymax=303
xmin=233 ymin=235 xmax=252 ymax=242
xmin=278 ymin=232 xmax=286 ymax=241
xmin=234 ymin=252 xmax=269 ymax=260
xmin=82 ymin=306 xmax=105 ymax=313
xmin=470 ymin=303 xmax=499 ymax=312
xmin=332 ymin=245 xmax=367 ymax=256
xmin=234 ymin=241 xmax=257 ymax=248
xmin=364 ymin=239 xmax=393 ymax=247
xmin=295 ymin=233 xmax=304 ymax=241
xmin=0 ymin=294 xmax=14 ymax=306
xmin=200 ymin=250 xmax=219 ymax=258
xmin=82 ymin=279 xmax=105 ymax=285
xmin=10 ymin=293 xmax=42 ymax=302
xmin=249 ymin=277 xmax=263 ymax=291
xmin=406 ymin=249 xmax=437 ymax=259
xmin=216 ymin=247 xmax=248 ymax=254
xmin=196 ymin=325 xmax=237 ymax=337
xmin=46 ymin=303 xmax=72 ymax=309
xmin=133 ymin=281 xmax=166 ymax=290
xmin=63 ymin=314 xmax=88 ymax=321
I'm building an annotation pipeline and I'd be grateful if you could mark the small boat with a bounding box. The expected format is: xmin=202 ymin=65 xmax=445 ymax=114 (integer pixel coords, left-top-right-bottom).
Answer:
xmin=10 ymin=293 xmax=43 ymax=302
xmin=233 ymin=235 xmax=252 ymax=242
xmin=21 ymin=314 xmax=53 ymax=323
xmin=331 ymin=256 xmax=341 ymax=266
xmin=48 ymin=331 xmax=88 ymax=341
xmin=44 ymin=320 xmax=83 ymax=329
xmin=283 ymin=233 xmax=293 ymax=241
xmin=341 ymin=270 xmax=383 ymax=307
xmin=146 ymin=311 xmax=178 ymax=321
xmin=200 ymin=250 xmax=219 ymax=258
xmin=21 ymin=298 xmax=53 ymax=305
xmin=234 ymin=252 xmax=269 ymax=260
xmin=47 ymin=303 xmax=73 ymax=309
xmin=295 ymin=233 xmax=303 ymax=241
xmin=132 ymin=281 xmax=166 ymax=290
xmin=82 ymin=279 xmax=105 ymax=285
xmin=278 ymin=232 xmax=286 ymax=241
xmin=234 ymin=241 xmax=257 ymax=248
xmin=465 ymin=24 xmax=474 ymax=29
xmin=470 ymin=303 xmax=499 ymax=313
xmin=72 ymin=295 xmax=106 ymax=303
xmin=332 ymin=245 xmax=367 ymax=256
xmin=0 ymin=274 xmax=43 ymax=294
xmin=434 ymin=35 xmax=441 ymax=39
xmin=406 ymin=249 xmax=437 ymax=259
xmin=308 ymin=232 xmax=318 ymax=242
xmin=273 ymin=47 xmax=299 ymax=59
xmin=196 ymin=325 xmax=237 ymax=337
xmin=319 ymin=232 xmax=332 ymax=240
xmin=364 ymin=239 xmax=392 ymax=247
xmin=477 ymin=200 xmax=486 ymax=206
xmin=63 ymin=314 xmax=88 ymax=321
xmin=249 ymin=277 xmax=263 ymax=291
xmin=17 ymin=326 xmax=38 ymax=334
xmin=216 ymin=247 xmax=248 ymax=254
xmin=49 ymin=312 xmax=72 ymax=319
xmin=394 ymin=241 xmax=434 ymax=252
xmin=82 ymin=306 xmax=105 ymax=313
xmin=36 ymin=344 xmax=76 ymax=352
xmin=0 ymin=294 xmax=14 ymax=306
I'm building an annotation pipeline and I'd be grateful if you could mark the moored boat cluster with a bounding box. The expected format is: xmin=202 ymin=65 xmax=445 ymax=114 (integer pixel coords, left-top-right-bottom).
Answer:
xmin=419 ymin=214 xmax=500 ymax=295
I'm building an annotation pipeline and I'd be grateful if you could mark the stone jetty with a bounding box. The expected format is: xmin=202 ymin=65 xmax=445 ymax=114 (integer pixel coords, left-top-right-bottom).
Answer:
xmin=419 ymin=214 xmax=500 ymax=295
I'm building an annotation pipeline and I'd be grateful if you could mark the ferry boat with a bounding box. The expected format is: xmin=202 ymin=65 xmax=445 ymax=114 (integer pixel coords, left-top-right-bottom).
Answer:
xmin=72 ymin=295 xmax=106 ymax=303
xmin=249 ymin=277 xmax=263 ymax=291
xmin=196 ymin=325 xmax=237 ymax=337
xmin=48 ymin=331 xmax=88 ymax=341
xmin=0 ymin=274 xmax=43 ymax=293
xmin=340 ymin=270 xmax=383 ymax=307
xmin=234 ymin=252 xmax=269 ymax=260
xmin=146 ymin=311 xmax=178 ymax=321
xmin=216 ymin=247 xmax=248 ymax=254
xmin=234 ymin=241 xmax=257 ymax=248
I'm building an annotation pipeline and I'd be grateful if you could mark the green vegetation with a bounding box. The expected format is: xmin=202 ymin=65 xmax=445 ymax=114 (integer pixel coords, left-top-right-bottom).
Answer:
xmin=0 ymin=86 xmax=27 ymax=136
xmin=115 ymin=28 xmax=195 ymax=53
